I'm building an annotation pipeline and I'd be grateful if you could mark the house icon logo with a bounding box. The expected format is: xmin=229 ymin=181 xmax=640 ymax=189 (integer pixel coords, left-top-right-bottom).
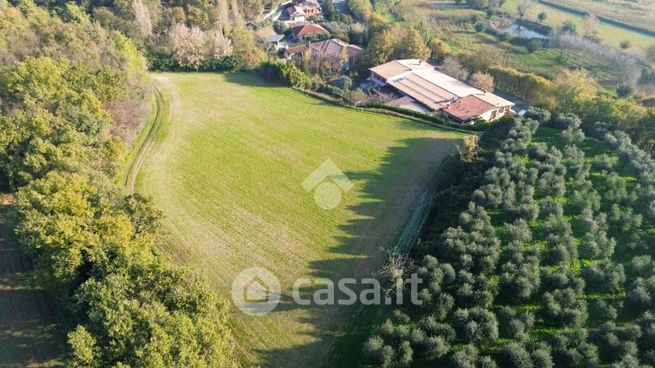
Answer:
xmin=231 ymin=267 xmax=281 ymax=316
xmin=302 ymin=159 xmax=354 ymax=210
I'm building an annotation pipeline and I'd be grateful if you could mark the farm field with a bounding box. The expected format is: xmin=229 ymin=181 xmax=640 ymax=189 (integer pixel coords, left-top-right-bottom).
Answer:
xmin=502 ymin=0 xmax=655 ymax=53
xmin=0 ymin=200 xmax=65 ymax=367
xmin=135 ymin=73 xmax=463 ymax=366
xmin=392 ymin=0 xmax=648 ymax=86
xmin=544 ymin=0 xmax=655 ymax=34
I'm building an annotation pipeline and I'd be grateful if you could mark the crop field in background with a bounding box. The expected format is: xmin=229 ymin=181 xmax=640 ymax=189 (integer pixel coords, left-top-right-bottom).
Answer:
xmin=548 ymin=0 xmax=655 ymax=34
xmin=502 ymin=0 xmax=655 ymax=54
xmin=135 ymin=73 xmax=463 ymax=366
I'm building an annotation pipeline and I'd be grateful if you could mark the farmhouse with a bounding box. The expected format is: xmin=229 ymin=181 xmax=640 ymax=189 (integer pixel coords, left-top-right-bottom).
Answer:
xmin=370 ymin=59 xmax=514 ymax=123
xmin=308 ymin=39 xmax=364 ymax=69
xmin=290 ymin=23 xmax=329 ymax=40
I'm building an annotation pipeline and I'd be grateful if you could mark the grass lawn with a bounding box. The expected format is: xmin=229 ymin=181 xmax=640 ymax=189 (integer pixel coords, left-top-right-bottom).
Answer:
xmin=136 ymin=72 xmax=464 ymax=367
xmin=0 ymin=200 xmax=65 ymax=367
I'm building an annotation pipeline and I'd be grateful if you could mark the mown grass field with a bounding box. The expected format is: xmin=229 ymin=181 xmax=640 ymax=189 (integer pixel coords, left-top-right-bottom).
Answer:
xmin=136 ymin=72 xmax=464 ymax=366
xmin=0 ymin=200 xmax=65 ymax=367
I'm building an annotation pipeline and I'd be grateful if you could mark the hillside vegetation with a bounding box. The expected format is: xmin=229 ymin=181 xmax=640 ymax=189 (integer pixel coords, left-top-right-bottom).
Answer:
xmin=136 ymin=72 xmax=463 ymax=366
xmin=363 ymin=111 xmax=655 ymax=367
xmin=0 ymin=2 xmax=239 ymax=366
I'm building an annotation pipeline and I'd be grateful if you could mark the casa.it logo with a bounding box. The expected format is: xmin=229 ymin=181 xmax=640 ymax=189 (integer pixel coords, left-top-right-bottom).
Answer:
xmin=231 ymin=267 xmax=281 ymax=316
xmin=302 ymin=159 xmax=354 ymax=210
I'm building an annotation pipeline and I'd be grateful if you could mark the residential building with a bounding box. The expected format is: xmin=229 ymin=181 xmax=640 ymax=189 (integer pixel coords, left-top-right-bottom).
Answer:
xmin=297 ymin=0 xmax=322 ymax=18
xmin=308 ymin=38 xmax=364 ymax=70
xmin=265 ymin=34 xmax=288 ymax=51
xmin=284 ymin=44 xmax=309 ymax=59
xmin=369 ymin=59 xmax=514 ymax=123
xmin=290 ymin=23 xmax=329 ymax=40
xmin=283 ymin=0 xmax=322 ymax=22
xmin=286 ymin=5 xmax=306 ymax=22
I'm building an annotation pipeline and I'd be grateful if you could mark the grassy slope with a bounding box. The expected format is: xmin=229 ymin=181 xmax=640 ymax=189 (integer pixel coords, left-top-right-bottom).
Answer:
xmin=0 ymin=201 xmax=65 ymax=367
xmin=137 ymin=72 xmax=463 ymax=367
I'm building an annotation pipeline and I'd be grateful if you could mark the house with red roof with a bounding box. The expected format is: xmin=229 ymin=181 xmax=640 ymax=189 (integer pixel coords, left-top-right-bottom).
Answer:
xmin=308 ymin=38 xmax=364 ymax=70
xmin=290 ymin=23 xmax=329 ymax=41
xmin=369 ymin=59 xmax=515 ymax=123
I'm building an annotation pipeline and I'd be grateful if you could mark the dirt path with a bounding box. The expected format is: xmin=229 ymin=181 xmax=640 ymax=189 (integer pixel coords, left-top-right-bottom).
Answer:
xmin=123 ymin=86 xmax=170 ymax=194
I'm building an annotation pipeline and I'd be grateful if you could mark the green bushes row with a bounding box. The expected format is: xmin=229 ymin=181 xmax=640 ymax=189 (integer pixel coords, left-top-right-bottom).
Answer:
xmin=148 ymin=53 xmax=242 ymax=72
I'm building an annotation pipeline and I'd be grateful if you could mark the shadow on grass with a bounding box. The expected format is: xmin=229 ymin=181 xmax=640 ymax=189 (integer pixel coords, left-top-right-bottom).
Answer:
xmin=0 ymin=205 xmax=66 ymax=367
xmin=215 ymin=72 xmax=461 ymax=367
xmin=260 ymin=136 xmax=459 ymax=367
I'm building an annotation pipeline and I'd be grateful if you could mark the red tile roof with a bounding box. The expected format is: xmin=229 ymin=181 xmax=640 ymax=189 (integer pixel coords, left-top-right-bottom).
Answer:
xmin=291 ymin=23 xmax=328 ymax=38
xmin=309 ymin=39 xmax=364 ymax=59
xmin=441 ymin=95 xmax=495 ymax=121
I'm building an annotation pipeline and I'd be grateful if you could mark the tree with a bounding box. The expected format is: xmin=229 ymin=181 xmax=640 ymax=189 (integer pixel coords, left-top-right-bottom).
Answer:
xmin=582 ymin=13 xmax=600 ymax=41
xmin=526 ymin=39 xmax=542 ymax=53
xmin=458 ymin=135 xmax=481 ymax=162
xmin=469 ymin=72 xmax=494 ymax=92
xmin=552 ymin=69 xmax=598 ymax=112
xmin=366 ymin=29 xmax=397 ymax=66
xmin=131 ymin=0 xmax=152 ymax=39
xmin=442 ymin=56 xmax=469 ymax=80
xmin=324 ymin=0 xmax=337 ymax=21
xmin=397 ymin=28 xmax=430 ymax=60
xmin=560 ymin=20 xmax=577 ymax=34
xmin=498 ymin=342 xmax=534 ymax=368
xmin=231 ymin=26 xmax=262 ymax=69
xmin=429 ymin=37 xmax=451 ymax=60
xmin=538 ymin=12 xmax=547 ymax=22
xmin=615 ymin=83 xmax=635 ymax=98
xmin=466 ymin=0 xmax=490 ymax=10
xmin=168 ymin=24 xmax=209 ymax=69
xmin=620 ymin=40 xmax=631 ymax=50
xmin=516 ymin=0 xmax=533 ymax=29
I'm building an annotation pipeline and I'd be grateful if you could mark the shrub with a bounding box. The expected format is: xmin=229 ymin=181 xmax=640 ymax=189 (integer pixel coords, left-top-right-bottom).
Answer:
xmin=526 ymin=39 xmax=542 ymax=53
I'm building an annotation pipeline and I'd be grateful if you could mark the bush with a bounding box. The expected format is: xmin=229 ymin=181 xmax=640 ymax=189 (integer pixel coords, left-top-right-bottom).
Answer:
xmin=526 ymin=39 xmax=542 ymax=53
xmin=524 ymin=107 xmax=551 ymax=124
xmin=499 ymin=32 xmax=513 ymax=42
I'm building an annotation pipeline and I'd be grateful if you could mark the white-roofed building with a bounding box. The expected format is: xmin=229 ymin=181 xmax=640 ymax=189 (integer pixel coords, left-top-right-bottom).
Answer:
xmin=369 ymin=59 xmax=514 ymax=123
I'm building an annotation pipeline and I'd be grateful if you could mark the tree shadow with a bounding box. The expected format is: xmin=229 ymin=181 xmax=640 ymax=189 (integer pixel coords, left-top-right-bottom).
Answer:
xmin=216 ymin=72 xmax=461 ymax=367
xmin=257 ymin=136 xmax=459 ymax=367
xmin=0 ymin=205 xmax=66 ymax=367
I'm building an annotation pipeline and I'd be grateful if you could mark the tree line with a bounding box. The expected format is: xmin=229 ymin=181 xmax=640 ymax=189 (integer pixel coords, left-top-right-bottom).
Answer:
xmin=0 ymin=2 xmax=239 ymax=366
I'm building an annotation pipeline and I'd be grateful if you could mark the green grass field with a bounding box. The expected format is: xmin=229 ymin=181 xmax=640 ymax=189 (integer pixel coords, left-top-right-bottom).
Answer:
xmin=0 ymin=200 xmax=65 ymax=367
xmin=135 ymin=72 xmax=463 ymax=366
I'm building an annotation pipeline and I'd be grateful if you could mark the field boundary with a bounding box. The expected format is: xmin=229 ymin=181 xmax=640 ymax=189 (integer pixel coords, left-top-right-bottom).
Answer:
xmin=122 ymin=87 xmax=170 ymax=193
xmin=293 ymin=88 xmax=481 ymax=135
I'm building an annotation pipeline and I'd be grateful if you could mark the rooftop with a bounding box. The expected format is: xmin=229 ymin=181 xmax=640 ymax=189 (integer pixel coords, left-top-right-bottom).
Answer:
xmin=309 ymin=38 xmax=364 ymax=59
xmin=291 ymin=23 xmax=329 ymax=38
xmin=369 ymin=59 xmax=433 ymax=80
xmin=441 ymin=95 xmax=495 ymax=121
xmin=412 ymin=69 xmax=483 ymax=99
xmin=474 ymin=92 xmax=514 ymax=108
